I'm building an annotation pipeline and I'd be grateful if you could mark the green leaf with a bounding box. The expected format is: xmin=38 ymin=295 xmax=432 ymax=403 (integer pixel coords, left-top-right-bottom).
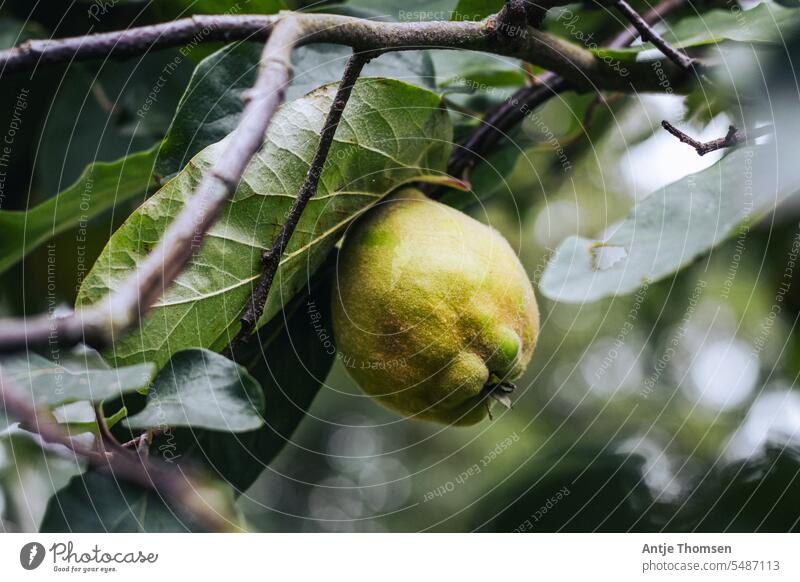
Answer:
xmin=0 ymin=146 xmax=159 ymax=275
xmin=147 ymin=263 xmax=337 ymax=492
xmin=39 ymin=470 xmax=233 ymax=532
xmin=0 ymin=350 xmax=155 ymax=408
xmin=452 ymin=0 xmax=502 ymax=20
xmin=157 ymin=42 xmax=435 ymax=175
xmin=78 ymin=78 xmax=452 ymax=369
xmin=125 ymin=349 xmax=264 ymax=432
xmin=540 ymin=145 xmax=800 ymax=303
xmin=594 ymin=3 xmax=800 ymax=60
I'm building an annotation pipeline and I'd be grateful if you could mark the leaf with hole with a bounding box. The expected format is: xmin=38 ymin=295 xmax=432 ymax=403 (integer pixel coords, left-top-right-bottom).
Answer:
xmin=540 ymin=145 xmax=800 ymax=303
xmin=77 ymin=78 xmax=452 ymax=369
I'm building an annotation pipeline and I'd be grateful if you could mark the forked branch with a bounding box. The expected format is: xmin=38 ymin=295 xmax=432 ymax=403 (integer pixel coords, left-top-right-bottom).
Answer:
xmin=661 ymin=121 xmax=772 ymax=156
xmin=0 ymin=16 xmax=304 ymax=355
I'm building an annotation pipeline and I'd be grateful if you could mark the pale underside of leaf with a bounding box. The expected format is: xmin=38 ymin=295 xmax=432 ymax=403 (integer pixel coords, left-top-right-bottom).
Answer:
xmin=0 ymin=351 xmax=155 ymax=408
xmin=540 ymin=145 xmax=800 ymax=303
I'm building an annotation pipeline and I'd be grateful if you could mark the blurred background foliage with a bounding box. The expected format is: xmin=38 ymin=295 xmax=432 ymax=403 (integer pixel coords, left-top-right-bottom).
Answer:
xmin=2 ymin=0 xmax=800 ymax=532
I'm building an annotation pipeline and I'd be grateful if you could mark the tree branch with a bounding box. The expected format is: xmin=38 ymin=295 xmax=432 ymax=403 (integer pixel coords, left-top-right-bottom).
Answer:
xmin=0 ymin=4 xmax=691 ymax=355
xmin=613 ymin=0 xmax=693 ymax=71
xmin=446 ymin=72 xmax=570 ymax=184
xmin=607 ymin=0 xmax=686 ymax=48
xmin=661 ymin=121 xmax=772 ymax=156
xmin=225 ymin=50 xmax=370 ymax=354
xmin=442 ymin=0 xmax=688 ymax=191
xmin=0 ymin=16 xmax=304 ymax=355
xmin=0 ymin=15 xmax=277 ymax=75
xmin=0 ymin=11 xmax=682 ymax=93
xmin=0 ymin=371 xmax=234 ymax=531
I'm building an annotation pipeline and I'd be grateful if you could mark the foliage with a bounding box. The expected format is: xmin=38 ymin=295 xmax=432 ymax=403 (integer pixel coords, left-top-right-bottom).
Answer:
xmin=0 ymin=0 xmax=799 ymax=535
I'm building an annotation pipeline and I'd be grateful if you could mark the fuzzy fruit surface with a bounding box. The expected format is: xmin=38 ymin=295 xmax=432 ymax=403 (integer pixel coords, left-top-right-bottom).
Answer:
xmin=332 ymin=188 xmax=539 ymax=425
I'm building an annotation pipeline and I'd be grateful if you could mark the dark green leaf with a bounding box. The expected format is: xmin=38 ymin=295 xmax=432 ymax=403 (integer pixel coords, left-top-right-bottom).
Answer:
xmin=39 ymin=470 xmax=228 ymax=532
xmin=37 ymin=53 xmax=190 ymax=198
xmin=0 ymin=146 xmax=159 ymax=274
xmin=148 ymin=265 xmax=337 ymax=492
xmin=0 ymin=350 xmax=155 ymax=408
xmin=78 ymin=79 xmax=452 ymax=369
xmin=125 ymin=349 xmax=264 ymax=432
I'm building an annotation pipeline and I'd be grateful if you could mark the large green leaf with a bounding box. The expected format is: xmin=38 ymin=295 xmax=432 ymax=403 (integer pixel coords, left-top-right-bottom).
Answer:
xmin=0 ymin=147 xmax=159 ymax=275
xmin=78 ymin=78 xmax=452 ymax=369
xmin=540 ymin=145 xmax=800 ymax=303
xmin=147 ymin=261 xmax=337 ymax=492
xmin=39 ymin=469 xmax=238 ymax=532
xmin=0 ymin=349 xmax=155 ymax=408
xmin=157 ymin=42 xmax=435 ymax=175
xmin=595 ymin=3 xmax=800 ymax=60
xmin=125 ymin=349 xmax=264 ymax=432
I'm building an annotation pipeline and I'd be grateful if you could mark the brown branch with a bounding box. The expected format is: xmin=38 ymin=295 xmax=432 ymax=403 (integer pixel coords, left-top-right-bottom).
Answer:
xmin=442 ymin=0 xmax=687 ymax=192
xmin=613 ymin=0 xmax=693 ymax=71
xmin=0 ymin=15 xmax=277 ymax=75
xmin=445 ymin=73 xmax=570 ymax=185
xmin=661 ymin=121 xmax=772 ymax=156
xmin=607 ymin=0 xmax=685 ymax=48
xmin=0 ymin=11 xmax=681 ymax=93
xmin=0 ymin=16 xmax=304 ymax=355
xmin=0 ymin=371 xmax=233 ymax=531
xmin=0 ymin=5 xmax=691 ymax=355
xmin=225 ymin=51 xmax=370 ymax=354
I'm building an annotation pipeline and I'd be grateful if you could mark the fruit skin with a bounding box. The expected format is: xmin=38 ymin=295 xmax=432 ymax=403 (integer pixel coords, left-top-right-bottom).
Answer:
xmin=331 ymin=188 xmax=539 ymax=425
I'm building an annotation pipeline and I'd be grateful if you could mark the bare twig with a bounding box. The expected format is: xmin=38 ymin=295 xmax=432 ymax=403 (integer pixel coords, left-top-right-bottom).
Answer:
xmin=0 ymin=17 xmax=304 ymax=355
xmin=0 ymin=371 xmax=233 ymax=531
xmin=613 ymin=0 xmax=693 ymax=71
xmin=442 ymin=0 xmax=688 ymax=191
xmin=661 ymin=121 xmax=771 ymax=156
xmin=226 ymin=51 xmax=370 ymax=353
xmin=607 ymin=0 xmax=686 ymax=48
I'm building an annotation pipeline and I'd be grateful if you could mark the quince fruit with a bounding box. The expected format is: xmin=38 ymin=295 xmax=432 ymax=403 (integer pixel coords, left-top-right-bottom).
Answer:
xmin=332 ymin=188 xmax=539 ymax=425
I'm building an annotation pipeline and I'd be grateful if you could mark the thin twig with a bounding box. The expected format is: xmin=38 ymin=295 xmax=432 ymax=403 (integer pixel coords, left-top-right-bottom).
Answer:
xmin=0 ymin=371 xmax=232 ymax=531
xmin=0 ymin=17 xmax=304 ymax=355
xmin=613 ymin=0 xmax=693 ymax=71
xmin=445 ymin=73 xmax=570 ymax=185
xmin=442 ymin=0 xmax=687 ymax=192
xmin=225 ymin=51 xmax=370 ymax=354
xmin=661 ymin=121 xmax=771 ymax=156
xmin=607 ymin=0 xmax=686 ymax=48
